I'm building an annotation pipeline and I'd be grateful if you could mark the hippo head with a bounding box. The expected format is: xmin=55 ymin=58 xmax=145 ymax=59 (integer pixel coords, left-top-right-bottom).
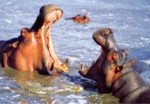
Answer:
xmin=79 ymin=28 xmax=126 ymax=81
xmin=103 ymin=50 xmax=136 ymax=87
xmin=93 ymin=28 xmax=118 ymax=51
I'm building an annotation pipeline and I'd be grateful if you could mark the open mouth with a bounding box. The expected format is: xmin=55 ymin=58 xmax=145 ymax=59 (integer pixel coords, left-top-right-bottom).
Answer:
xmin=42 ymin=25 xmax=51 ymax=54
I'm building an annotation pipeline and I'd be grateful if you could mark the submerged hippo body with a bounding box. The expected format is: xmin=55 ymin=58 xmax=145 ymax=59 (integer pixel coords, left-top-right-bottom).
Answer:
xmin=79 ymin=28 xmax=128 ymax=93
xmin=112 ymin=68 xmax=150 ymax=103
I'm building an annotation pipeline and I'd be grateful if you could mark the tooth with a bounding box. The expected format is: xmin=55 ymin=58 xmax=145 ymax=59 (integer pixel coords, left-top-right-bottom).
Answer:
xmin=80 ymin=64 xmax=85 ymax=71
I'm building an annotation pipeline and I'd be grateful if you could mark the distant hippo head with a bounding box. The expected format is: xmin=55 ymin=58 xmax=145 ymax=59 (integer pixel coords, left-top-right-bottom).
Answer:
xmin=79 ymin=28 xmax=130 ymax=93
xmin=93 ymin=28 xmax=118 ymax=51
xmin=65 ymin=12 xmax=90 ymax=24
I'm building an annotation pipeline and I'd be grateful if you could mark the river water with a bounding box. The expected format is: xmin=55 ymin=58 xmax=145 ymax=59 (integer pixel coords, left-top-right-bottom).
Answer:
xmin=0 ymin=0 xmax=150 ymax=104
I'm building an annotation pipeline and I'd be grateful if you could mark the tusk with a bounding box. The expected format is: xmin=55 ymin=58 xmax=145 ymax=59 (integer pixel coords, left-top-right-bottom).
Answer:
xmin=79 ymin=64 xmax=89 ymax=76
xmin=80 ymin=64 xmax=85 ymax=71
xmin=62 ymin=58 xmax=68 ymax=67
xmin=46 ymin=63 xmax=54 ymax=76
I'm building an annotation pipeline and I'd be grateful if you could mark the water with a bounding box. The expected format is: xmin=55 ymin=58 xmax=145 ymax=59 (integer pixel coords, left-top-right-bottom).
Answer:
xmin=0 ymin=0 xmax=150 ymax=103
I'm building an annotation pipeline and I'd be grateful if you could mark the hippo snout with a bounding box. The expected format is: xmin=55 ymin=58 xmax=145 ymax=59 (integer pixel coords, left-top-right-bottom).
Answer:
xmin=93 ymin=31 xmax=104 ymax=46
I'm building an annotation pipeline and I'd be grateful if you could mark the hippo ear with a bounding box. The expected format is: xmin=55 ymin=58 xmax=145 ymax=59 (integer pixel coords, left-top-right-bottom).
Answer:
xmin=21 ymin=28 xmax=29 ymax=38
xmin=107 ymin=51 xmax=119 ymax=63
xmin=12 ymin=41 xmax=19 ymax=48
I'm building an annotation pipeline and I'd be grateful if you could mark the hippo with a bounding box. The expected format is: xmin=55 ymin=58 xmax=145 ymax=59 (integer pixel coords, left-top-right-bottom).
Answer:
xmin=65 ymin=12 xmax=90 ymax=24
xmin=0 ymin=4 xmax=68 ymax=75
xmin=79 ymin=28 xmax=128 ymax=93
xmin=102 ymin=50 xmax=150 ymax=103
xmin=0 ymin=28 xmax=68 ymax=75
